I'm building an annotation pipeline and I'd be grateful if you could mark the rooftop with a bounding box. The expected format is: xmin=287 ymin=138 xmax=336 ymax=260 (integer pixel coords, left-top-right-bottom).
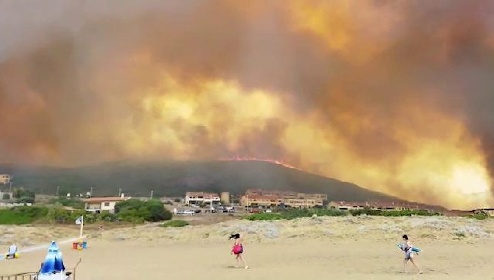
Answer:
xmin=83 ymin=196 xmax=130 ymax=203
xmin=186 ymin=192 xmax=219 ymax=197
xmin=245 ymin=189 xmax=326 ymax=197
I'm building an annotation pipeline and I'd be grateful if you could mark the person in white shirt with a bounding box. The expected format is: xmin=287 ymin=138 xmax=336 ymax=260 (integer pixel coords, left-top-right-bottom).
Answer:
xmin=401 ymin=234 xmax=422 ymax=274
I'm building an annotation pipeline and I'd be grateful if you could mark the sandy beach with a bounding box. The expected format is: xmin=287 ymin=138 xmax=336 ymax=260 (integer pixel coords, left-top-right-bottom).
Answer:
xmin=1 ymin=216 xmax=494 ymax=280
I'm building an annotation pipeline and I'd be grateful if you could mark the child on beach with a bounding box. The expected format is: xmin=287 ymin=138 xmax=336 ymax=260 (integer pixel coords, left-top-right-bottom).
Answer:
xmin=400 ymin=234 xmax=422 ymax=274
xmin=229 ymin=233 xmax=248 ymax=269
xmin=5 ymin=243 xmax=18 ymax=259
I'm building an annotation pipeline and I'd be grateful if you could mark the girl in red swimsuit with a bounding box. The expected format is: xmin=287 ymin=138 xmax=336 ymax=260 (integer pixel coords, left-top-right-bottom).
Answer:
xmin=230 ymin=233 xmax=248 ymax=269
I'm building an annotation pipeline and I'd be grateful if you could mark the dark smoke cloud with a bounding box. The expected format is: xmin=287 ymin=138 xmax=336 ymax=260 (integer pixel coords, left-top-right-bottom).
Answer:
xmin=1 ymin=0 xmax=494 ymax=205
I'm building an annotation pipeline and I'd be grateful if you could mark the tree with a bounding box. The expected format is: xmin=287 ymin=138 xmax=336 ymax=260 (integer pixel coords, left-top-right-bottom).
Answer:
xmin=146 ymin=199 xmax=172 ymax=222
xmin=13 ymin=188 xmax=35 ymax=203
xmin=114 ymin=199 xmax=171 ymax=223
xmin=49 ymin=197 xmax=85 ymax=209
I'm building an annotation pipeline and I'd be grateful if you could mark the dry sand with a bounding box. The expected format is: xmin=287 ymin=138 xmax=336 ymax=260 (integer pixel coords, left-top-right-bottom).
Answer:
xmin=1 ymin=216 xmax=494 ymax=280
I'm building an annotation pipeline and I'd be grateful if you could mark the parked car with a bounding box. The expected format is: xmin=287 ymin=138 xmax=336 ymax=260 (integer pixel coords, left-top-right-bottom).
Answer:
xmin=183 ymin=210 xmax=195 ymax=215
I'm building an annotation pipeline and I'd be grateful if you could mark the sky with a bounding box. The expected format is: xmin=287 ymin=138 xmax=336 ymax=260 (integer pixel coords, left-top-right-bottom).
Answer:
xmin=1 ymin=0 xmax=494 ymax=209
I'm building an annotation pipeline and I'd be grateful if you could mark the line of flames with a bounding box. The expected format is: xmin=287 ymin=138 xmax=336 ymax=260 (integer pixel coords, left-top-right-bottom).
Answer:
xmin=217 ymin=156 xmax=302 ymax=170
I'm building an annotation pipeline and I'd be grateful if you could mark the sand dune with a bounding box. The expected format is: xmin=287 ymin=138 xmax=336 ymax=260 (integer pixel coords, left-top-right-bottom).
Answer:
xmin=1 ymin=216 xmax=494 ymax=280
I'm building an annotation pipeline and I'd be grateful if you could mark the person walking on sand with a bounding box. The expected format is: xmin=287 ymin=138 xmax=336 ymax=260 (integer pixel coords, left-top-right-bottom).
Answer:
xmin=230 ymin=233 xmax=249 ymax=269
xmin=401 ymin=234 xmax=422 ymax=274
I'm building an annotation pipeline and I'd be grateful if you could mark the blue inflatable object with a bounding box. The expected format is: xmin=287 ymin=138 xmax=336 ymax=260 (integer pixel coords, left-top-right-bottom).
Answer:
xmin=397 ymin=244 xmax=421 ymax=253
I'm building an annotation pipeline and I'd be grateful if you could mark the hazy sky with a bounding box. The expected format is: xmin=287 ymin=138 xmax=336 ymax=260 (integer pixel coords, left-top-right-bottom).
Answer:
xmin=1 ymin=0 xmax=494 ymax=208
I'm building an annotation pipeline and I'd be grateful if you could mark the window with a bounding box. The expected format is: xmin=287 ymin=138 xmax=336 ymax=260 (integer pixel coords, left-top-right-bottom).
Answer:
xmin=104 ymin=202 xmax=110 ymax=206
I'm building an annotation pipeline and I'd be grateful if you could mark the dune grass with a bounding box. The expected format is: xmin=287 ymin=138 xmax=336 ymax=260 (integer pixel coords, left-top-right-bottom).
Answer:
xmin=0 ymin=206 xmax=49 ymax=224
xmin=162 ymin=220 xmax=189 ymax=227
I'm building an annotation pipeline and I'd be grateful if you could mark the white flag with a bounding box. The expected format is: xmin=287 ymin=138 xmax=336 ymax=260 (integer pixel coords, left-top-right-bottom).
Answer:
xmin=75 ymin=216 xmax=83 ymax=225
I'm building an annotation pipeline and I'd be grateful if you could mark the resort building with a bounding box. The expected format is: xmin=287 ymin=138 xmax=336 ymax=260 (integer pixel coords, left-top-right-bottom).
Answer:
xmin=240 ymin=189 xmax=326 ymax=208
xmin=284 ymin=198 xmax=321 ymax=208
xmin=83 ymin=195 xmax=130 ymax=214
xmin=185 ymin=192 xmax=221 ymax=206
xmin=0 ymin=174 xmax=11 ymax=185
xmin=240 ymin=194 xmax=283 ymax=208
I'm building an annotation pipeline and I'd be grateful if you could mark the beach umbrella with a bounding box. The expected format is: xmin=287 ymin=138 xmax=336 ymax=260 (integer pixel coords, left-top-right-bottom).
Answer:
xmin=40 ymin=241 xmax=65 ymax=274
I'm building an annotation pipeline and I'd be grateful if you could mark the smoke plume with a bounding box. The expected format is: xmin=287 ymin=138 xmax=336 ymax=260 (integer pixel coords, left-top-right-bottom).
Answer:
xmin=1 ymin=0 xmax=494 ymax=209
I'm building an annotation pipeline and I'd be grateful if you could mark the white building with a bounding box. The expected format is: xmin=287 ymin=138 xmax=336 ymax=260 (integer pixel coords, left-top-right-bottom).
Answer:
xmin=185 ymin=192 xmax=220 ymax=205
xmin=0 ymin=174 xmax=11 ymax=185
xmin=83 ymin=195 xmax=130 ymax=214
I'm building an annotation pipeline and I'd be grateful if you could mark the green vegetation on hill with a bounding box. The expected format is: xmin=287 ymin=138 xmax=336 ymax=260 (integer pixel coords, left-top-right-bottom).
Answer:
xmin=245 ymin=208 xmax=347 ymax=221
xmin=245 ymin=208 xmax=442 ymax=221
xmin=349 ymin=208 xmax=442 ymax=217
xmin=0 ymin=199 xmax=171 ymax=225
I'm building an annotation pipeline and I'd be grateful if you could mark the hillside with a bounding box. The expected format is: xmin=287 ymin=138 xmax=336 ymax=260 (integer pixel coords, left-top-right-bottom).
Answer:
xmin=0 ymin=160 xmax=397 ymax=202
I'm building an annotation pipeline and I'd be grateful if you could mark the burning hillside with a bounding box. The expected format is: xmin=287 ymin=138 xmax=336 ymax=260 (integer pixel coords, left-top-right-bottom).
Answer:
xmin=0 ymin=1 xmax=493 ymax=208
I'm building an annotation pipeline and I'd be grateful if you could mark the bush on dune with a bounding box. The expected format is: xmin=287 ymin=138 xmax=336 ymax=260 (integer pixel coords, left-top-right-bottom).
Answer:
xmin=349 ymin=208 xmax=442 ymax=217
xmin=470 ymin=212 xmax=489 ymax=220
xmin=0 ymin=206 xmax=49 ymax=224
xmin=245 ymin=208 xmax=441 ymax=221
xmin=114 ymin=199 xmax=172 ymax=223
xmin=245 ymin=208 xmax=347 ymax=221
xmin=245 ymin=213 xmax=283 ymax=221
xmin=162 ymin=220 xmax=189 ymax=227
xmin=49 ymin=197 xmax=85 ymax=209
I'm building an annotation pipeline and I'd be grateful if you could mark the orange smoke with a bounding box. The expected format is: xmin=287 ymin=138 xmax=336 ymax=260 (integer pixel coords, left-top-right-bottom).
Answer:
xmin=120 ymin=71 xmax=491 ymax=209
xmin=0 ymin=0 xmax=493 ymax=209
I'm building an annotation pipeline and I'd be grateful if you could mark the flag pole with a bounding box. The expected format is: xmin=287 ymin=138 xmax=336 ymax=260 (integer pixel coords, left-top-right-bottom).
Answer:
xmin=79 ymin=215 xmax=84 ymax=239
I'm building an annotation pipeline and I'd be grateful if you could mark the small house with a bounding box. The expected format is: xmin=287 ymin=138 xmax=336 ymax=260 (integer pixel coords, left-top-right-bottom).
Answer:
xmin=83 ymin=196 xmax=130 ymax=214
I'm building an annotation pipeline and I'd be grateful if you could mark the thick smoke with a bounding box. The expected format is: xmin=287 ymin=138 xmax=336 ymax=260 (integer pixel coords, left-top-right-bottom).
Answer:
xmin=1 ymin=0 xmax=494 ymax=208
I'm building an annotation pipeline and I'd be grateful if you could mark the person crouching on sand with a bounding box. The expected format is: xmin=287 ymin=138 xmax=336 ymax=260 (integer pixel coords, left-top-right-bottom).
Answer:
xmin=401 ymin=234 xmax=422 ymax=274
xmin=229 ymin=233 xmax=248 ymax=269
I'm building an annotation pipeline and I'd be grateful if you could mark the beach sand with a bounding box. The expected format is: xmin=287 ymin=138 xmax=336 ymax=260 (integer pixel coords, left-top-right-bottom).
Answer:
xmin=1 ymin=216 xmax=494 ymax=280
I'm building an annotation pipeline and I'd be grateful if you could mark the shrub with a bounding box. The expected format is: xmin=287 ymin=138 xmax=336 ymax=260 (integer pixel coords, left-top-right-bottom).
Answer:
xmin=49 ymin=197 xmax=85 ymax=209
xmin=13 ymin=188 xmax=35 ymax=204
xmin=471 ymin=212 xmax=489 ymax=220
xmin=115 ymin=199 xmax=172 ymax=223
xmin=0 ymin=210 xmax=32 ymax=224
xmin=454 ymin=231 xmax=466 ymax=238
xmin=350 ymin=209 xmax=442 ymax=217
xmin=246 ymin=213 xmax=283 ymax=221
xmin=162 ymin=220 xmax=189 ymax=227
xmin=146 ymin=199 xmax=172 ymax=222
xmin=42 ymin=206 xmax=86 ymax=224
xmin=0 ymin=206 xmax=49 ymax=224
xmin=245 ymin=208 xmax=347 ymax=221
